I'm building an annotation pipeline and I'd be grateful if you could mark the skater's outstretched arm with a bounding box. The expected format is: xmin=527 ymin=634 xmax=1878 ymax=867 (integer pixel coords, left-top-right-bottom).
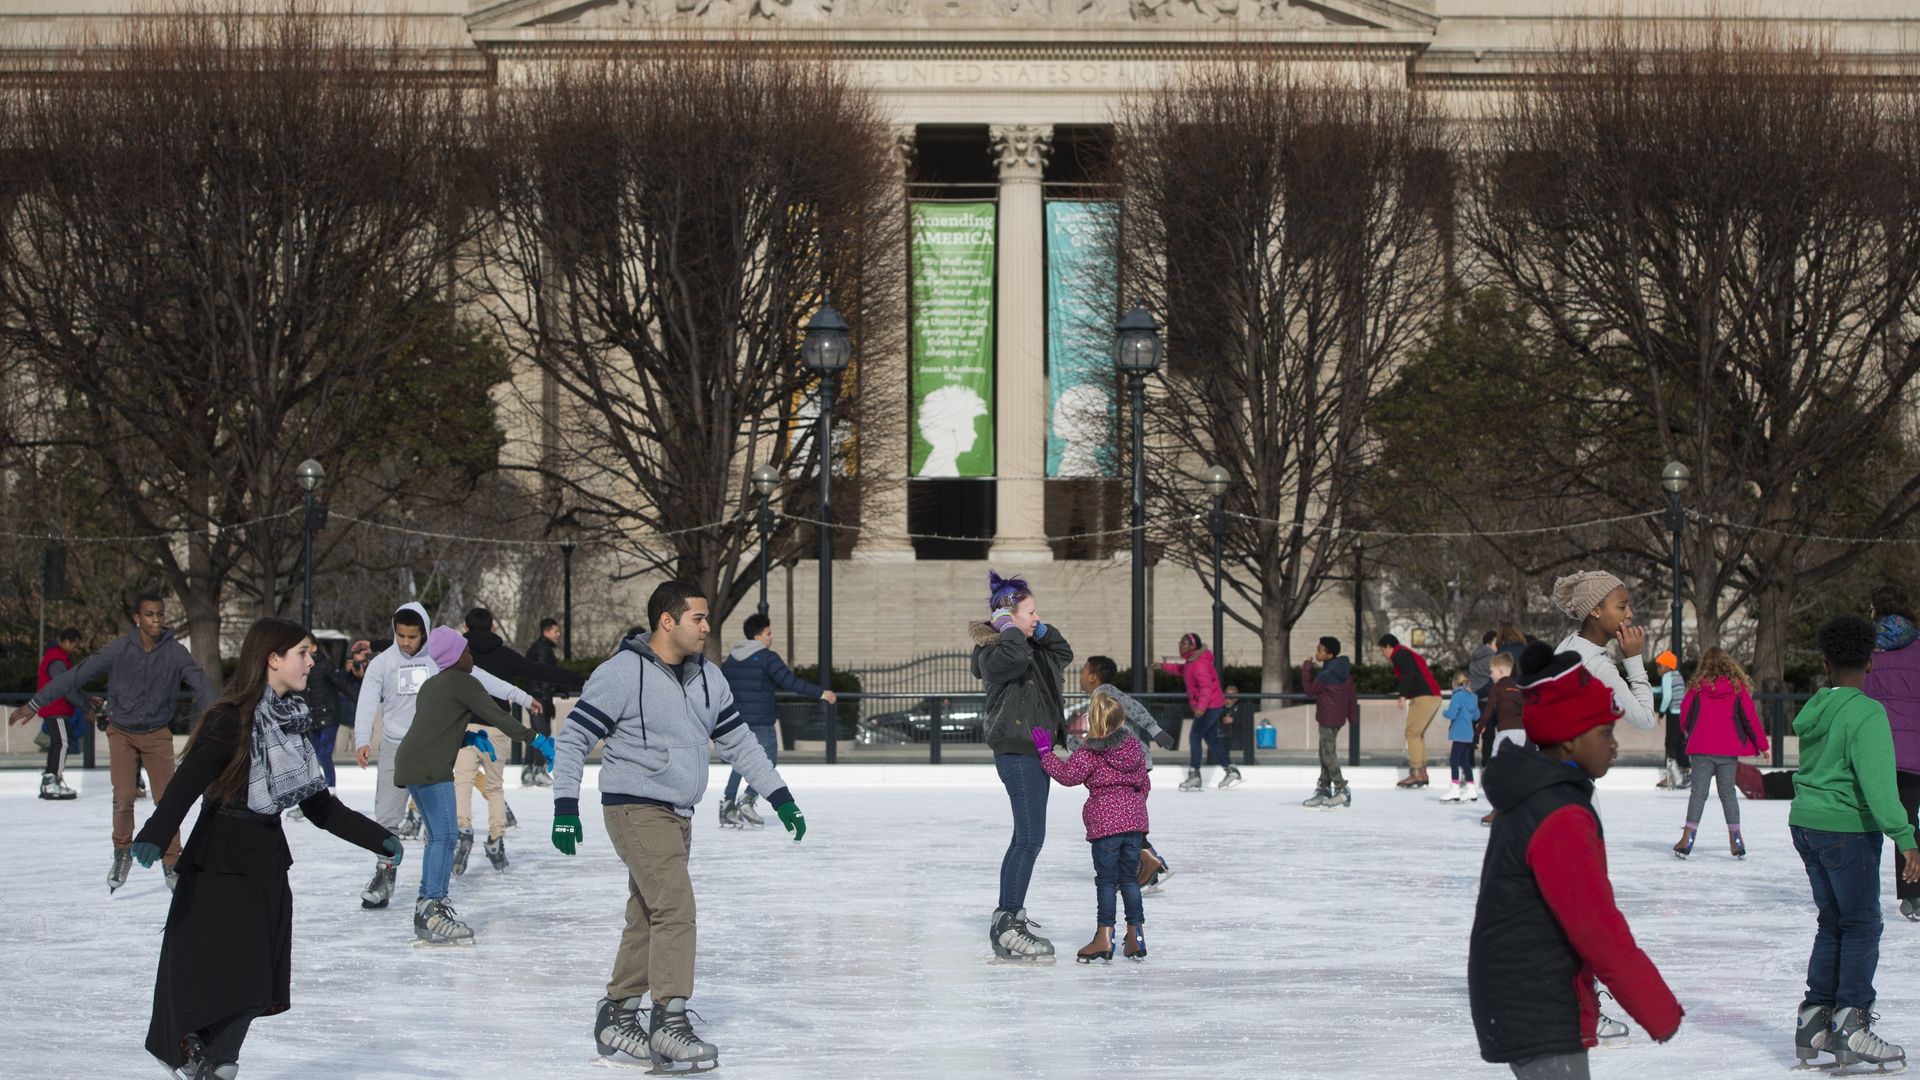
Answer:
xmin=710 ymin=676 xmax=794 ymax=810
xmin=1527 ymin=806 xmax=1684 ymax=1042
xmin=24 ymin=642 xmax=117 ymax=716
xmin=764 ymin=651 xmax=829 ymax=701
xmin=471 ymin=666 xmax=535 ymax=712
xmin=174 ymin=644 xmax=215 ymax=716
xmin=298 ymin=791 xmax=398 ymax=857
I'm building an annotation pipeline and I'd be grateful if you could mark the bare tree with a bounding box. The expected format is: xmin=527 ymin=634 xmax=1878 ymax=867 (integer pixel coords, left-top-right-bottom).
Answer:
xmin=1464 ymin=19 xmax=1920 ymax=685
xmin=480 ymin=43 xmax=905 ymax=647
xmin=0 ymin=5 xmax=493 ymax=673
xmin=1112 ymin=59 xmax=1450 ymax=690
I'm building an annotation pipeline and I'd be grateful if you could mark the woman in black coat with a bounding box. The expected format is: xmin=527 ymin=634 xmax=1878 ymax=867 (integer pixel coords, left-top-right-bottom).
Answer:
xmin=132 ymin=617 xmax=400 ymax=1079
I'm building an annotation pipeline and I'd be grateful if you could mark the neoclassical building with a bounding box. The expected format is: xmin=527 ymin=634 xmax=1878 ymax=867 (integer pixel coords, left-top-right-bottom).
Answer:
xmin=6 ymin=1 xmax=1919 ymax=670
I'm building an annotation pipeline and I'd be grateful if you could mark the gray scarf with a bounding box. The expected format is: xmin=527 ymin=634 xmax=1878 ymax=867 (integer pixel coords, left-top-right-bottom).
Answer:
xmin=246 ymin=689 xmax=328 ymax=815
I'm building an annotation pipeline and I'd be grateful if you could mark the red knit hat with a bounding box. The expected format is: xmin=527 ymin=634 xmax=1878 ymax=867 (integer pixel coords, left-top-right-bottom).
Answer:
xmin=1518 ymin=645 xmax=1621 ymax=745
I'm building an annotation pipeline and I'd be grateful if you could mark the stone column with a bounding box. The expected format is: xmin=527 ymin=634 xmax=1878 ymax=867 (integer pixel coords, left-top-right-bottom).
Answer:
xmin=988 ymin=123 xmax=1053 ymax=563
xmin=859 ymin=125 xmax=919 ymax=560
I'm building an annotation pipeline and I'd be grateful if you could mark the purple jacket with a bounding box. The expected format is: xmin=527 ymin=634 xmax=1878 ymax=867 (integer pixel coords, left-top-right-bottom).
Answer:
xmin=1038 ymin=729 xmax=1151 ymax=841
xmin=1864 ymin=639 xmax=1920 ymax=775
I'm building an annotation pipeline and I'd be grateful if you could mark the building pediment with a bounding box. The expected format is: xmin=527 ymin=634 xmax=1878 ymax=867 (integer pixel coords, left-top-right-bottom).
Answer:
xmin=470 ymin=0 xmax=1436 ymax=33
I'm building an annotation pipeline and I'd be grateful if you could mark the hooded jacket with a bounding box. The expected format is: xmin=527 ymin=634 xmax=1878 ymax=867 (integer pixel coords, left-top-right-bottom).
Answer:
xmin=1789 ymin=687 xmax=1918 ymax=849
xmin=1864 ymin=625 xmax=1920 ymax=774
xmin=1469 ymin=744 xmax=1683 ymax=1063
xmin=32 ymin=627 xmax=213 ymax=734
xmin=352 ymin=603 xmax=530 ymax=750
xmin=551 ymin=631 xmax=791 ymax=819
xmin=1679 ymin=677 xmax=1768 ymax=758
xmin=970 ymin=620 xmax=1074 ymax=758
xmin=1160 ymin=648 xmax=1227 ymax=713
xmin=1301 ymin=657 xmax=1357 ymax=730
xmin=1444 ymin=689 xmax=1482 ymax=744
xmin=1037 ymin=728 xmax=1150 ymax=841
xmin=721 ymin=639 xmax=829 ymax=729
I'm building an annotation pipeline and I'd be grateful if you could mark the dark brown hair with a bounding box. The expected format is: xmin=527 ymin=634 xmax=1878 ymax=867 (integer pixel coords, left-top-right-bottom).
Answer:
xmin=1872 ymin=585 xmax=1916 ymax=624
xmin=183 ymin=617 xmax=312 ymax=804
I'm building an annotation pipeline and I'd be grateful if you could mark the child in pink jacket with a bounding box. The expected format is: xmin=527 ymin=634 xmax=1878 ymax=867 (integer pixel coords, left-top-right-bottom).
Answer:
xmin=1674 ymin=648 xmax=1771 ymax=860
xmin=1032 ymin=688 xmax=1151 ymax=964
xmin=1161 ymin=632 xmax=1241 ymax=791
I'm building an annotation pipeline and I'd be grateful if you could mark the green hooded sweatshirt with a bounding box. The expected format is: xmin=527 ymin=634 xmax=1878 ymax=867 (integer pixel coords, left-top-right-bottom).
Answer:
xmin=1788 ymin=687 xmax=1918 ymax=850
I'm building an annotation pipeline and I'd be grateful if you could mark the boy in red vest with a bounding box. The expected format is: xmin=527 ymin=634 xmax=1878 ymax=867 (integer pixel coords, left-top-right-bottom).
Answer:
xmin=1469 ymin=643 xmax=1684 ymax=1078
xmin=30 ymin=628 xmax=87 ymax=800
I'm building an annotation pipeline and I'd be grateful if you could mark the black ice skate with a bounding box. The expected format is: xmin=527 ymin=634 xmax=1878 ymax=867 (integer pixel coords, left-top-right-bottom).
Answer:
xmin=485 ymin=836 xmax=508 ymax=871
xmin=1302 ymin=785 xmax=1331 ymax=808
xmin=990 ymin=907 xmax=1055 ymax=962
xmin=361 ymin=859 xmax=397 ymax=909
xmin=452 ymin=829 xmax=474 ymax=877
xmin=1218 ymin=765 xmax=1244 ymax=789
xmin=108 ymin=847 xmax=131 ymax=893
xmin=413 ymin=898 xmax=475 ymax=946
xmin=397 ymin=802 xmax=423 ymax=840
xmin=648 ymin=998 xmax=719 ymax=1073
xmin=1834 ymin=1006 xmax=1907 ymax=1073
xmin=1798 ymin=1003 xmax=1838 ymax=1070
xmin=1326 ymin=782 xmax=1352 ymax=809
xmin=505 ymin=802 xmax=519 ymax=830
xmin=737 ymin=795 xmax=765 ymax=827
xmin=594 ymin=995 xmax=653 ymax=1066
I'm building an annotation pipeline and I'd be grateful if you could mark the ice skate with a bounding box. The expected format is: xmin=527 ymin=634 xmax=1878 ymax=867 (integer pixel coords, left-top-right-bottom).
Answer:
xmin=521 ymin=762 xmax=539 ymax=787
xmin=1325 ymin=783 xmax=1351 ymax=809
xmin=486 ymin=836 xmax=508 ymax=871
xmin=413 ymin=898 xmax=475 ymax=946
xmin=594 ymin=995 xmax=653 ymax=1066
xmin=1596 ymin=993 xmax=1630 ymax=1047
xmin=1123 ymin=924 xmax=1147 ymax=961
xmin=1217 ymin=765 xmax=1243 ymax=789
xmin=717 ymin=799 xmax=742 ymax=829
xmin=108 ymin=847 xmax=131 ymax=893
xmin=990 ymin=907 xmax=1055 ymax=962
xmin=38 ymin=771 xmax=75 ymax=800
xmin=360 ymin=859 xmax=397 ymax=909
xmin=1075 ymin=926 xmax=1115 ymax=964
xmin=1480 ymin=809 xmax=1496 ymax=827
xmin=1178 ymin=769 xmax=1202 ymax=792
xmin=1730 ymin=826 xmax=1746 ymax=860
xmin=136 ymin=780 xmax=149 ymax=801
xmin=172 ymin=1051 xmax=238 ymax=1080
xmin=1301 ymin=785 xmax=1331 ymax=809
xmin=1396 ymin=768 xmax=1429 ymax=789
xmin=1657 ymin=759 xmax=1676 ymax=789
xmin=532 ymin=763 xmax=553 ymax=787
xmin=1797 ymin=1003 xmax=1839 ymax=1070
xmin=1465 ymin=780 xmax=1479 ymax=802
xmin=1902 ymin=899 xmax=1920 ymax=923
xmin=737 ymin=795 xmax=765 ymax=827
xmin=1137 ymin=847 xmax=1165 ymax=894
xmin=397 ymin=802 xmax=422 ymax=840
xmin=452 ymin=829 xmax=474 ymax=877
xmin=1440 ymin=782 xmax=1463 ymax=803
xmin=505 ymin=802 xmax=519 ymax=829
xmin=1834 ymin=1007 xmax=1908 ymax=1073
xmin=1673 ymin=826 xmax=1696 ymax=860
xmin=164 ymin=865 xmax=179 ymax=892
xmin=1677 ymin=768 xmax=1693 ymax=790
xmin=648 ymin=998 xmax=719 ymax=1073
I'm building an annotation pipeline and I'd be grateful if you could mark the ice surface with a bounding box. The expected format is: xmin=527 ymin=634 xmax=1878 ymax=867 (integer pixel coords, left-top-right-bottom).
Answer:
xmin=1 ymin=763 xmax=1915 ymax=1079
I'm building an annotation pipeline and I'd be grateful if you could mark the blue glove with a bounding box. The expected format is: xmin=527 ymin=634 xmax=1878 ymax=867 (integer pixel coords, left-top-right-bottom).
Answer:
xmin=131 ymin=841 xmax=162 ymax=869
xmin=382 ymin=836 xmax=405 ymax=868
xmin=462 ymin=730 xmax=496 ymax=761
xmin=531 ymin=733 xmax=556 ymax=767
xmin=1034 ymin=622 xmax=1049 ymax=639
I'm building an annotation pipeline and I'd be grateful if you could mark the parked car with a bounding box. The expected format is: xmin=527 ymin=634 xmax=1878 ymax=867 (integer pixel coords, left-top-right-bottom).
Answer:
xmin=857 ymin=696 xmax=986 ymax=745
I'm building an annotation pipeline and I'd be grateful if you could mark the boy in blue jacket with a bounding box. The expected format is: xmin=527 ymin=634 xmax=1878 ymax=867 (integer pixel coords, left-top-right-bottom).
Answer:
xmin=550 ymin=581 xmax=807 ymax=1073
xmin=718 ymin=612 xmax=836 ymax=829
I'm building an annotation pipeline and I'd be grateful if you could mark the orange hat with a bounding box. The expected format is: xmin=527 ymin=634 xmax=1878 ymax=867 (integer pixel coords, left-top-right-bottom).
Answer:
xmin=1654 ymin=650 xmax=1678 ymax=671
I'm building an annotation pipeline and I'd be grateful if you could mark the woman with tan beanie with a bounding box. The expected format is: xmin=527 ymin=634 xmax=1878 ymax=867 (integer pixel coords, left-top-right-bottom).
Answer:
xmin=1551 ymin=571 xmax=1658 ymax=732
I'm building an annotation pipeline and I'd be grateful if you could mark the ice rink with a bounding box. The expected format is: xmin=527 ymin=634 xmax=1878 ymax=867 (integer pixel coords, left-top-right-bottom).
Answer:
xmin=3 ymin=762 xmax=1917 ymax=1079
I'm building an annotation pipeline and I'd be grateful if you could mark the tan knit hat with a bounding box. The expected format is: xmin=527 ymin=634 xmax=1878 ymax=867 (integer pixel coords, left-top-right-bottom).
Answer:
xmin=1552 ymin=571 xmax=1626 ymax=621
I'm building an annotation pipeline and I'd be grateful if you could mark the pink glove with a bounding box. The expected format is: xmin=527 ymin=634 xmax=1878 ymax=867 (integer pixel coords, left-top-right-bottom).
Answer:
xmin=991 ymin=610 xmax=1017 ymax=633
xmin=1031 ymin=727 xmax=1054 ymax=755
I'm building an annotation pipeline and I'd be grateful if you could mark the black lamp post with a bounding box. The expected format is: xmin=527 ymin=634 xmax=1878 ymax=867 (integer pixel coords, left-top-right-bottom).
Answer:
xmin=1202 ymin=465 xmax=1231 ymax=669
xmin=554 ymin=511 xmax=580 ymax=661
xmin=752 ymin=465 xmax=779 ymax=620
xmin=296 ymin=458 xmax=325 ymax=629
xmin=1115 ymin=302 xmax=1164 ymax=693
xmin=1662 ymin=461 xmax=1690 ymax=665
xmin=802 ymin=300 xmax=853 ymax=762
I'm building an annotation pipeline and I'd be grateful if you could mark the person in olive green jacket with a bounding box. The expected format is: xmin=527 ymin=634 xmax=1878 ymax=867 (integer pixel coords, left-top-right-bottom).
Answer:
xmin=1789 ymin=616 xmax=1920 ymax=1072
xmin=396 ymin=627 xmax=554 ymax=945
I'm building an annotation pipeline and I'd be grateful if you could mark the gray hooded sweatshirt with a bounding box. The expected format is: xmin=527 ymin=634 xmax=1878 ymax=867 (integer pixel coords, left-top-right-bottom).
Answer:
xmin=31 ymin=627 xmax=213 ymax=734
xmin=552 ymin=631 xmax=791 ymax=819
xmin=352 ymin=602 xmax=530 ymax=750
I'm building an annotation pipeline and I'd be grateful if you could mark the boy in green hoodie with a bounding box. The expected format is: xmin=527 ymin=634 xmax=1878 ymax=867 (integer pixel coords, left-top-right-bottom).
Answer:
xmin=1791 ymin=615 xmax=1920 ymax=1071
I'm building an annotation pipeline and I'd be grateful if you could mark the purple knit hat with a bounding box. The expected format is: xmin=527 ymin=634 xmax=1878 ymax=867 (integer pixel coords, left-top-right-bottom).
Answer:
xmin=427 ymin=626 xmax=467 ymax=672
xmin=988 ymin=570 xmax=1031 ymax=613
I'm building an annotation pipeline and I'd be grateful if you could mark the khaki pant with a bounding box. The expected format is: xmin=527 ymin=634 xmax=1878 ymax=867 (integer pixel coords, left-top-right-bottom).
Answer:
xmin=1404 ymin=695 xmax=1441 ymax=770
xmin=110 ymin=726 xmax=179 ymax=862
xmin=603 ymin=804 xmax=697 ymax=1003
xmin=453 ymin=724 xmax=508 ymax=840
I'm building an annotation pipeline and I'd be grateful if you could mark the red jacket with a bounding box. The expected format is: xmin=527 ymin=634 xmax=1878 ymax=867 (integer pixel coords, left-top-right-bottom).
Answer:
xmin=1681 ymin=678 xmax=1769 ymax=758
xmin=1161 ymin=649 xmax=1226 ymax=713
xmin=36 ymin=645 xmax=78 ymax=719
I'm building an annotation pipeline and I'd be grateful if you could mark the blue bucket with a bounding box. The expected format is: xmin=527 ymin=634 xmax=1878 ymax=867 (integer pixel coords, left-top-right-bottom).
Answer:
xmin=1255 ymin=722 xmax=1276 ymax=750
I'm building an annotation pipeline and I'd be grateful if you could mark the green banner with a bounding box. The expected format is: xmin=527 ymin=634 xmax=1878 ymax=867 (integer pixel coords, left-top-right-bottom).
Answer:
xmin=910 ymin=202 xmax=996 ymax=478
xmin=1045 ymin=201 xmax=1117 ymax=477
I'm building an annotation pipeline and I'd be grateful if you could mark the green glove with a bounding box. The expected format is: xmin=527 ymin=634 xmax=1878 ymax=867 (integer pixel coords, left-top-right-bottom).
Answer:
xmin=553 ymin=814 xmax=584 ymax=856
xmin=382 ymin=836 xmax=404 ymax=868
xmin=776 ymin=801 xmax=806 ymax=843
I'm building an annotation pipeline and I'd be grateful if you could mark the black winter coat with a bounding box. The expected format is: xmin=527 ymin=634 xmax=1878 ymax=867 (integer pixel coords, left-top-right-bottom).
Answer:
xmin=465 ymin=629 xmax=583 ymax=709
xmin=970 ymin=620 xmax=1073 ymax=757
xmin=137 ymin=706 xmax=392 ymax=1069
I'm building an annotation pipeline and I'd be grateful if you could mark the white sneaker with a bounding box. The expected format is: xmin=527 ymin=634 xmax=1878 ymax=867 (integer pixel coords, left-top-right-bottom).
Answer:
xmin=1440 ymin=782 xmax=1463 ymax=803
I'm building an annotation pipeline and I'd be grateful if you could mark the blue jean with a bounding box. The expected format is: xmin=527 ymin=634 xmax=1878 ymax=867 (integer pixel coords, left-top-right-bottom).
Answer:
xmin=1450 ymin=740 xmax=1476 ymax=783
xmin=723 ymin=726 xmax=778 ymax=801
xmin=1092 ymin=832 xmax=1145 ymax=929
xmin=310 ymin=725 xmax=338 ymax=788
xmin=1188 ymin=707 xmax=1231 ymax=770
xmin=995 ymin=753 xmax=1050 ymax=913
xmin=1793 ymin=826 xmax=1885 ymax=1009
xmin=408 ymin=781 xmax=457 ymax=901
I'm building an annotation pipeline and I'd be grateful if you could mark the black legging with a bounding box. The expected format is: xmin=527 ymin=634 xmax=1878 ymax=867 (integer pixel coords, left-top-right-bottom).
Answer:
xmin=201 ymin=1008 xmax=261 ymax=1064
xmin=43 ymin=716 xmax=67 ymax=776
xmin=1664 ymin=709 xmax=1691 ymax=769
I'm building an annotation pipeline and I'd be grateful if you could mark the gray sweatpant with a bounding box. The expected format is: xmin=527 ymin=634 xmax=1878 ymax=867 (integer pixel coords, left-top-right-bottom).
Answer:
xmin=373 ymin=734 xmax=409 ymax=833
xmin=1686 ymin=754 xmax=1742 ymax=828
xmin=1510 ymin=1051 xmax=1589 ymax=1079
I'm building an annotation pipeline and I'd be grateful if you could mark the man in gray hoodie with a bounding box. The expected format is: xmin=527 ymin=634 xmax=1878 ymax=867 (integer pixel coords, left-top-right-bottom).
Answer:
xmin=11 ymin=593 xmax=214 ymax=891
xmin=550 ymin=580 xmax=805 ymax=1073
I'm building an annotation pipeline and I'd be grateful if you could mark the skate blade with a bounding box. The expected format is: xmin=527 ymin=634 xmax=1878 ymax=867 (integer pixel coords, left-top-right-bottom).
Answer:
xmin=411 ymin=937 xmax=476 ymax=948
xmin=986 ymin=954 xmax=1058 ymax=966
xmin=645 ymin=1057 xmax=719 ymax=1075
xmin=1833 ymin=1065 xmax=1908 ymax=1076
xmin=590 ymin=1053 xmax=658 ymax=1070
xmin=1595 ymin=1035 xmax=1630 ymax=1050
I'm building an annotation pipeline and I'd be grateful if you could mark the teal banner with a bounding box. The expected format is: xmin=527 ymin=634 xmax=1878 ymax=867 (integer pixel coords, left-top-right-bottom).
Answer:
xmin=1045 ymin=201 xmax=1117 ymax=477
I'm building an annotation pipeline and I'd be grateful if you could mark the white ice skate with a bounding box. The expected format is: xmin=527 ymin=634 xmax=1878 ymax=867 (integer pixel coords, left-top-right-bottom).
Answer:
xmin=1596 ymin=993 xmax=1630 ymax=1048
xmin=108 ymin=847 xmax=131 ymax=893
xmin=1440 ymin=782 xmax=1463 ymax=803
xmin=648 ymin=999 xmax=719 ymax=1073
xmin=737 ymin=795 xmax=766 ymax=827
xmin=1218 ymin=766 xmax=1244 ymax=789
xmin=1302 ymin=786 xmax=1332 ymax=809
xmin=1324 ymin=783 xmax=1351 ymax=809
xmin=1178 ymin=769 xmax=1203 ymax=792
xmin=1834 ymin=1007 xmax=1908 ymax=1074
xmin=1465 ymin=781 xmax=1479 ymax=802
xmin=361 ymin=859 xmax=397 ymax=909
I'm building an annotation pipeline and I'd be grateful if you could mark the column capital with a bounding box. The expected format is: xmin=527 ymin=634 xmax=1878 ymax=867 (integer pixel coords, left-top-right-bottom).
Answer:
xmin=989 ymin=123 xmax=1053 ymax=182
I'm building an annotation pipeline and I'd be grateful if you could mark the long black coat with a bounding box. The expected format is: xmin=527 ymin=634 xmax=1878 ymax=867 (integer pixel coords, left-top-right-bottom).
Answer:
xmin=136 ymin=706 xmax=393 ymax=1069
